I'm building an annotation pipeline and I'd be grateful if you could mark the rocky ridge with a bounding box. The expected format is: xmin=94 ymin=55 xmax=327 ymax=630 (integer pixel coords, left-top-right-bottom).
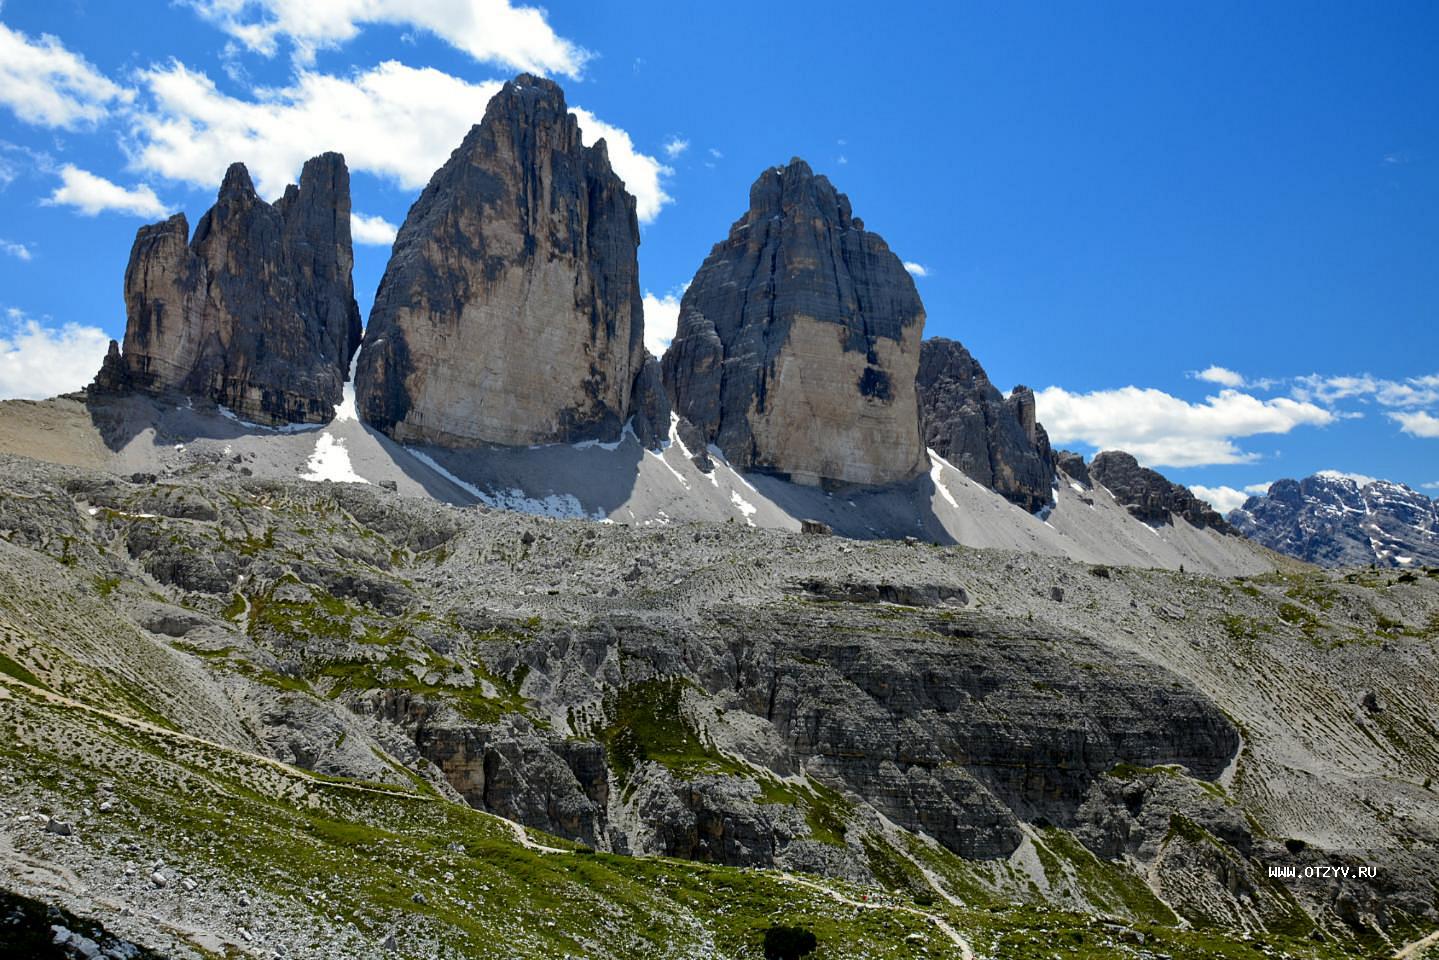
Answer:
xmin=917 ymin=337 xmax=1056 ymax=512
xmin=356 ymin=74 xmax=658 ymax=449
xmin=0 ymin=455 xmax=1435 ymax=959
xmin=1231 ymin=473 xmax=1439 ymax=568
xmin=1089 ymin=450 xmax=1231 ymax=531
xmin=662 ymin=158 xmax=927 ymax=488
xmin=92 ymin=154 xmax=362 ymax=426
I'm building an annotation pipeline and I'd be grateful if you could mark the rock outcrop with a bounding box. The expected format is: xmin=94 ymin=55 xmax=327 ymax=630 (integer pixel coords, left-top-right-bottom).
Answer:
xmin=661 ymin=158 xmax=927 ymax=487
xmin=1230 ymin=474 xmax=1439 ymax=568
xmin=356 ymin=74 xmax=650 ymax=448
xmin=917 ymin=337 xmax=1056 ymax=512
xmin=1089 ymin=451 xmax=1230 ymax=530
xmin=91 ymin=155 xmax=361 ymax=425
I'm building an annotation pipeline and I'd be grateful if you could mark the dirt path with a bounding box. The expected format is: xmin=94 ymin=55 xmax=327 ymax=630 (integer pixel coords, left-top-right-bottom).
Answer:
xmin=775 ymin=871 xmax=976 ymax=960
xmin=1396 ymin=929 xmax=1439 ymax=960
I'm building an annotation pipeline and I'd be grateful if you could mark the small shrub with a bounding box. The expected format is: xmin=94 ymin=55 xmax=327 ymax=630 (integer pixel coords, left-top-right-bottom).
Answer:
xmin=763 ymin=925 xmax=817 ymax=960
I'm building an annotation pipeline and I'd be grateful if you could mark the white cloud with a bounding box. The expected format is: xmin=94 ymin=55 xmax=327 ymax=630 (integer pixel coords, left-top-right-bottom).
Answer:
xmin=1292 ymin=372 xmax=1439 ymax=409
xmin=1422 ymin=481 xmax=1439 ymax=491
xmin=662 ymin=136 xmax=688 ymax=159
xmin=1390 ymin=410 xmax=1439 ymax=438
xmin=1244 ymin=481 xmax=1273 ymax=495
xmin=708 ymin=147 xmax=723 ymax=159
xmin=350 ymin=211 xmax=397 ymax=246
xmin=45 ymin=164 xmax=168 ymax=218
xmin=1036 ymin=385 xmax=1336 ymax=467
xmin=183 ymin=0 xmax=590 ymax=77
xmin=0 ymin=239 xmax=32 ymax=261
xmin=1316 ymin=469 xmax=1380 ymax=486
xmin=127 ymin=61 xmax=674 ymax=223
xmin=903 ymin=262 xmax=928 ymax=278
xmin=1195 ymin=365 xmax=1246 ymax=388
xmin=1188 ymin=485 xmax=1253 ymax=515
xmin=642 ymin=291 xmax=681 ymax=357
xmin=570 ymin=108 xmax=672 ymax=223
xmin=0 ymin=21 xmax=131 ymax=129
xmin=0 ymin=312 xmax=111 ymax=399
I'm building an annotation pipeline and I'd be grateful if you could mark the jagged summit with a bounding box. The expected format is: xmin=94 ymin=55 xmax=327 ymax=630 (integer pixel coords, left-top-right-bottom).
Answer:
xmin=917 ymin=337 xmax=1057 ymax=513
xmin=356 ymin=73 xmax=663 ymax=449
xmin=1088 ymin=451 xmax=1230 ymax=531
xmin=91 ymin=152 xmax=362 ymax=426
xmin=662 ymin=157 xmax=927 ymax=487
xmin=1231 ymin=473 xmax=1439 ymax=567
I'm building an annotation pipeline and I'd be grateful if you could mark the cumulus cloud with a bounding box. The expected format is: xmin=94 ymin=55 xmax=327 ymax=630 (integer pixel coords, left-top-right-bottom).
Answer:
xmin=0 ymin=239 xmax=32 ymax=261
xmin=902 ymin=262 xmax=928 ymax=278
xmin=127 ymin=61 xmax=674 ymax=222
xmin=1390 ymin=410 xmax=1439 ymax=438
xmin=662 ymin=136 xmax=688 ymax=159
xmin=0 ymin=21 xmax=131 ymax=129
xmin=1188 ymin=485 xmax=1253 ymax=515
xmin=1194 ymin=365 xmax=1246 ymax=388
xmin=183 ymin=0 xmax=590 ymax=77
xmin=45 ymin=165 xmax=168 ymax=217
xmin=1035 ymin=385 xmax=1336 ymax=467
xmin=642 ymin=291 xmax=681 ymax=357
xmin=350 ymin=211 xmax=397 ymax=246
xmin=0 ymin=310 xmax=111 ymax=399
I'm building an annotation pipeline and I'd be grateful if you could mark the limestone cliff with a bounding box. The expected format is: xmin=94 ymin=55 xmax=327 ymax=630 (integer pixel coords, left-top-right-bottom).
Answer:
xmin=661 ymin=158 xmax=927 ymax=487
xmin=1090 ymin=451 xmax=1231 ymax=530
xmin=91 ymin=154 xmax=361 ymax=425
xmin=917 ymin=337 xmax=1056 ymax=512
xmin=356 ymin=74 xmax=648 ymax=448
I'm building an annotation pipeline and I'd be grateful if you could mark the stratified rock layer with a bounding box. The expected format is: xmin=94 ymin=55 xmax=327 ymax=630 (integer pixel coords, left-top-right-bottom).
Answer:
xmin=92 ymin=155 xmax=361 ymax=425
xmin=1090 ymin=451 xmax=1230 ymax=531
xmin=1230 ymin=474 xmax=1439 ymax=568
xmin=356 ymin=74 xmax=646 ymax=448
xmin=917 ymin=337 xmax=1056 ymax=512
xmin=662 ymin=158 xmax=927 ymax=487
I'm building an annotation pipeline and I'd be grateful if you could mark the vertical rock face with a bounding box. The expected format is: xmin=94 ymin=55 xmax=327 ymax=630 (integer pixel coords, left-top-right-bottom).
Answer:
xmin=93 ymin=155 xmax=362 ymax=425
xmin=356 ymin=74 xmax=646 ymax=448
xmin=917 ymin=337 xmax=1056 ymax=512
xmin=1089 ymin=451 xmax=1231 ymax=531
xmin=661 ymin=158 xmax=927 ymax=488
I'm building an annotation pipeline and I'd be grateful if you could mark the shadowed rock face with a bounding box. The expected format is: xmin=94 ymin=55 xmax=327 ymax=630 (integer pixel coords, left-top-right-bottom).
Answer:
xmin=662 ymin=158 xmax=927 ymax=488
xmin=356 ymin=74 xmax=647 ymax=448
xmin=1090 ymin=451 xmax=1231 ymax=531
xmin=917 ymin=337 xmax=1056 ymax=512
xmin=92 ymin=154 xmax=361 ymax=425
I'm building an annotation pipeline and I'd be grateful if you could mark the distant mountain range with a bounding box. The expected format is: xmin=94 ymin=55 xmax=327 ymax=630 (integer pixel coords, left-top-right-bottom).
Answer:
xmin=1229 ymin=472 xmax=1439 ymax=568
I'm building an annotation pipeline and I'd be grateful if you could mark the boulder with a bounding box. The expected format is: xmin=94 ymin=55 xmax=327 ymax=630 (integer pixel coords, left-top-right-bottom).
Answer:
xmin=92 ymin=155 xmax=361 ymax=425
xmin=357 ymin=74 xmax=650 ymax=448
xmin=662 ymin=158 xmax=927 ymax=487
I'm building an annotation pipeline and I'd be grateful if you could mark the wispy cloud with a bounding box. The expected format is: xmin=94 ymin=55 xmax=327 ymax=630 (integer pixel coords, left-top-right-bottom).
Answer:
xmin=662 ymin=136 xmax=688 ymax=159
xmin=902 ymin=262 xmax=928 ymax=278
xmin=0 ymin=21 xmax=131 ymax=129
xmin=1390 ymin=410 xmax=1439 ymax=439
xmin=181 ymin=0 xmax=590 ymax=77
xmin=45 ymin=164 xmax=168 ymax=217
xmin=1291 ymin=372 xmax=1439 ymax=408
xmin=0 ymin=239 xmax=32 ymax=261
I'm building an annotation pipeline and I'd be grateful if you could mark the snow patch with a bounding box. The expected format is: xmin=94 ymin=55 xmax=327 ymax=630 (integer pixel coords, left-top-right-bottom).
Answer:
xmin=926 ymin=450 xmax=960 ymax=510
xmin=405 ymin=449 xmax=605 ymax=520
xmin=218 ymin=405 xmax=324 ymax=433
xmin=301 ymin=434 xmax=369 ymax=484
xmin=729 ymin=489 xmax=757 ymax=526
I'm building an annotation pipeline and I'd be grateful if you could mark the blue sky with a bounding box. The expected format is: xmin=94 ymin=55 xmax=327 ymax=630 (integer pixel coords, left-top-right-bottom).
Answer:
xmin=0 ymin=0 xmax=1435 ymax=510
